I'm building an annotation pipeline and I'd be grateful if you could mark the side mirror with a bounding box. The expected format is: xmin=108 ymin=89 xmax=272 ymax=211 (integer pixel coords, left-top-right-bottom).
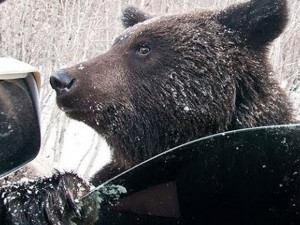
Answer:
xmin=0 ymin=57 xmax=41 ymax=179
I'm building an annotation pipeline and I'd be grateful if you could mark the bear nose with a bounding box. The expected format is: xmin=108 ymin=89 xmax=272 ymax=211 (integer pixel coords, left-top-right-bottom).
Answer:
xmin=50 ymin=70 xmax=76 ymax=95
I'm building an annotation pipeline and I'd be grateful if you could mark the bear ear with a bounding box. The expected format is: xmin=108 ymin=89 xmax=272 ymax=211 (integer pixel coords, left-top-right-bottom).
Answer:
xmin=217 ymin=0 xmax=288 ymax=49
xmin=121 ymin=7 xmax=151 ymax=28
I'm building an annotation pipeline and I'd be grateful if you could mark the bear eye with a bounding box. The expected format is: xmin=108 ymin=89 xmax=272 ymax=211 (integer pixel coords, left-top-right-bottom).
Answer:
xmin=136 ymin=44 xmax=152 ymax=56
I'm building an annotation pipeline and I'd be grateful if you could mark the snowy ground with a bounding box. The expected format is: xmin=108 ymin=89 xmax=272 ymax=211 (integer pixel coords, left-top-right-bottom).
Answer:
xmin=50 ymin=121 xmax=111 ymax=178
xmin=41 ymin=119 xmax=111 ymax=179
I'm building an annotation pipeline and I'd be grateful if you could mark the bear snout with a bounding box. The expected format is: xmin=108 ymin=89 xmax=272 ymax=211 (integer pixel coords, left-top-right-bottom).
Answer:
xmin=50 ymin=70 xmax=77 ymax=96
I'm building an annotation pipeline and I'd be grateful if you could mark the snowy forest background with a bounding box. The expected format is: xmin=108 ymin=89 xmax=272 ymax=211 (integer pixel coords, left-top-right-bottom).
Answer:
xmin=0 ymin=0 xmax=299 ymax=179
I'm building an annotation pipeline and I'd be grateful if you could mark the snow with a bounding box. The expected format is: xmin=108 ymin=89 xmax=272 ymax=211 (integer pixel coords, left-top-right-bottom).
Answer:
xmin=183 ymin=106 xmax=190 ymax=111
xmin=77 ymin=64 xmax=85 ymax=70
xmin=0 ymin=125 xmax=13 ymax=137
xmin=48 ymin=120 xmax=111 ymax=179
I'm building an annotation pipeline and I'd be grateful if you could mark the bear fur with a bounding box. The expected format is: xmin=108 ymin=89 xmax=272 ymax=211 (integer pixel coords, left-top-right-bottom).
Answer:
xmin=51 ymin=0 xmax=296 ymax=186
xmin=0 ymin=172 xmax=93 ymax=225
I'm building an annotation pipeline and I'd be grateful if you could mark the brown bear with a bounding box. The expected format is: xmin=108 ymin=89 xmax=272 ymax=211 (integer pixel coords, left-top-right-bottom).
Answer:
xmin=50 ymin=0 xmax=295 ymax=187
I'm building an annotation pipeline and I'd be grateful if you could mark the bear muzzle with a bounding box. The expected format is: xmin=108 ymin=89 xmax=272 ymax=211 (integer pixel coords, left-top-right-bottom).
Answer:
xmin=50 ymin=69 xmax=77 ymax=96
